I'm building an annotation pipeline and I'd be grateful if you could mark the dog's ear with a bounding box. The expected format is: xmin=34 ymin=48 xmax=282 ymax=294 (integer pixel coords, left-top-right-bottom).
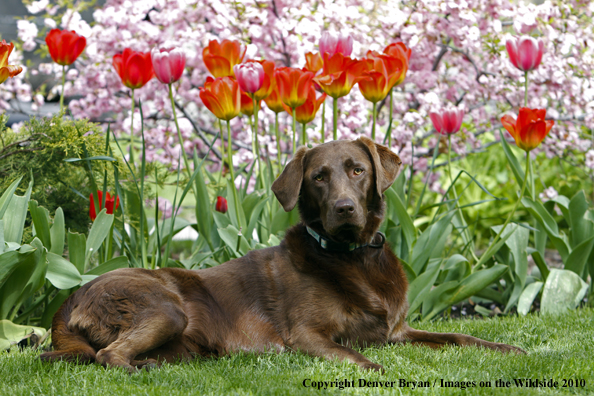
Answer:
xmin=272 ymin=146 xmax=308 ymax=211
xmin=356 ymin=136 xmax=402 ymax=196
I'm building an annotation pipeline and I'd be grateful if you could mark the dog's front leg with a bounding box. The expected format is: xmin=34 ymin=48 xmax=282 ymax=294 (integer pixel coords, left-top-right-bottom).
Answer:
xmin=290 ymin=329 xmax=384 ymax=372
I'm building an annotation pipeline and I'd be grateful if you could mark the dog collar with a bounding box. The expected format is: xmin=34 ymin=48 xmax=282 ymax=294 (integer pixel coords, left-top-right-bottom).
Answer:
xmin=306 ymin=226 xmax=385 ymax=252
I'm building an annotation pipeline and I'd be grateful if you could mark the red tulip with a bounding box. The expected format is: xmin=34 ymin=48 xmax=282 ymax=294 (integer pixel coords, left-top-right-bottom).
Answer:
xmin=501 ymin=107 xmax=554 ymax=152
xmin=45 ymin=29 xmax=86 ymax=66
xmin=89 ymin=191 xmax=120 ymax=221
xmin=430 ymin=108 xmax=465 ymax=135
xmin=203 ymin=39 xmax=246 ymax=78
xmin=151 ymin=47 xmax=186 ymax=84
xmin=0 ymin=40 xmax=22 ymax=84
xmin=282 ymin=86 xmax=326 ymax=124
xmin=112 ymin=48 xmax=154 ymax=89
xmin=313 ymin=53 xmax=367 ymax=99
xmin=215 ymin=196 xmax=228 ymax=213
xmin=382 ymin=42 xmax=411 ymax=89
xmin=274 ymin=67 xmax=314 ymax=109
xmin=319 ymin=32 xmax=353 ymax=57
xmin=199 ymin=76 xmax=241 ymax=121
xmin=233 ymin=62 xmax=264 ymax=95
xmin=506 ymin=36 xmax=544 ymax=72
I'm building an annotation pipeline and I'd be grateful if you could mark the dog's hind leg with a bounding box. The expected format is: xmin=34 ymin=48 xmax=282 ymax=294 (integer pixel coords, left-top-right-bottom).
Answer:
xmin=95 ymin=302 xmax=189 ymax=373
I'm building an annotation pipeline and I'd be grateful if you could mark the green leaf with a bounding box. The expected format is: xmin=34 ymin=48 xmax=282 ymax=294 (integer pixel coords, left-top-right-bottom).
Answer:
xmin=0 ymin=176 xmax=22 ymax=220
xmin=422 ymin=264 xmax=509 ymax=321
xmin=28 ymin=201 xmax=52 ymax=250
xmin=85 ymin=209 xmax=114 ymax=270
xmin=385 ymin=188 xmax=416 ymax=249
xmin=217 ymin=225 xmax=251 ymax=258
xmin=50 ymin=208 xmax=65 ymax=255
xmin=41 ymin=289 xmax=70 ymax=330
xmin=2 ymin=176 xmax=33 ymax=244
xmin=64 ymin=156 xmax=117 ymax=162
xmin=499 ymin=130 xmax=531 ymax=198
xmin=193 ymin=153 xmax=213 ymax=248
xmin=0 ymin=320 xmax=46 ymax=351
xmin=411 ymin=212 xmax=454 ymax=274
xmin=226 ymin=179 xmax=247 ymax=230
xmin=564 ymin=235 xmax=594 ymax=277
xmin=527 ymin=248 xmax=550 ymax=281
xmin=517 ymin=282 xmax=543 ymax=316
xmin=245 ymin=195 xmax=271 ymax=243
xmin=504 ymin=224 xmax=529 ymax=287
xmin=86 ymin=256 xmax=129 ymax=276
xmin=46 ymin=252 xmax=82 ymax=289
xmin=540 ymin=269 xmax=588 ymax=315
xmin=568 ymin=191 xmax=592 ymax=247
xmin=522 ymin=197 xmax=570 ymax=261
xmin=407 ymin=260 xmax=442 ymax=316
xmin=67 ymin=231 xmax=86 ymax=274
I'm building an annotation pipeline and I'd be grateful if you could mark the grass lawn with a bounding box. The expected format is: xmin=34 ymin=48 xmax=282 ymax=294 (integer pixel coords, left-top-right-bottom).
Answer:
xmin=1 ymin=308 xmax=592 ymax=395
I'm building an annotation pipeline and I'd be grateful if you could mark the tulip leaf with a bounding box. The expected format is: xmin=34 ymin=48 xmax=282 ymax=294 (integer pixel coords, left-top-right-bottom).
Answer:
xmin=517 ymin=281 xmax=543 ymax=316
xmin=540 ymin=269 xmax=588 ymax=315
xmin=522 ymin=197 xmax=570 ymax=261
xmin=86 ymin=256 xmax=129 ymax=276
xmin=0 ymin=320 xmax=46 ymax=351
xmin=28 ymin=200 xmax=52 ymax=250
xmin=499 ymin=130 xmax=531 ymax=198
xmin=67 ymin=231 xmax=86 ymax=274
xmin=49 ymin=208 xmax=65 ymax=256
xmin=2 ymin=175 xmax=33 ymax=245
xmin=0 ymin=176 xmax=23 ymax=220
xmin=64 ymin=156 xmax=117 ymax=162
xmin=46 ymin=252 xmax=82 ymax=289
xmin=84 ymin=209 xmax=114 ymax=271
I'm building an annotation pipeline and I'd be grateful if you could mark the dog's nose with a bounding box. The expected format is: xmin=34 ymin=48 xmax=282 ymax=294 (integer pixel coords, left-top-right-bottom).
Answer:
xmin=334 ymin=199 xmax=355 ymax=218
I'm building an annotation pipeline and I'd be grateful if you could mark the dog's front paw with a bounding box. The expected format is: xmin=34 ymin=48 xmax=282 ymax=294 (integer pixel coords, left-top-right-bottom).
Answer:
xmin=361 ymin=362 xmax=385 ymax=373
xmin=491 ymin=342 xmax=526 ymax=355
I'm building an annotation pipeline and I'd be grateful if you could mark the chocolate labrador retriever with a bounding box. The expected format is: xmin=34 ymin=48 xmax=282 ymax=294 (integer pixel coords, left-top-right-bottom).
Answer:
xmin=40 ymin=137 xmax=522 ymax=373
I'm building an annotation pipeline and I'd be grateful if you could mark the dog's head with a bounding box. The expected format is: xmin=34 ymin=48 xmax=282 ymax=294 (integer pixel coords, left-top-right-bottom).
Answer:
xmin=272 ymin=137 xmax=402 ymax=244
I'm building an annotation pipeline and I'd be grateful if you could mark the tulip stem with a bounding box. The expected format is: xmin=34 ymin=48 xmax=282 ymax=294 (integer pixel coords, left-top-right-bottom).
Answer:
xmin=292 ymin=107 xmax=297 ymax=154
xmin=388 ymin=89 xmax=393 ymax=148
xmin=333 ymin=97 xmax=338 ymax=141
xmin=252 ymin=97 xmax=262 ymax=180
xmin=130 ymin=89 xmax=135 ymax=165
xmin=301 ymin=123 xmax=307 ymax=147
xmin=476 ymin=151 xmax=530 ymax=269
xmin=169 ymin=84 xmax=191 ymax=178
xmin=371 ymin=102 xmax=377 ymax=141
xmin=60 ymin=65 xmax=65 ymax=114
xmin=275 ymin=112 xmax=282 ymax=176
xmin=227 ymin=120 xmax=242 ymax=229
xmin=447 ymin=134 xmax=479 ymax=263
xmin=321 ymin=100 xmax=326 ymax=144
xmin=524 ymin=71 xmax=528 ymax=107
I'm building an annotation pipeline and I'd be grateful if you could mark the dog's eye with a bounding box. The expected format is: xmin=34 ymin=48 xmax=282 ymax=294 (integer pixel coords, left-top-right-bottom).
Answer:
xmin=353 ymin=168 xmax=363 ymax=175
xmin=314 ymin=174 xmax=324 ymax=181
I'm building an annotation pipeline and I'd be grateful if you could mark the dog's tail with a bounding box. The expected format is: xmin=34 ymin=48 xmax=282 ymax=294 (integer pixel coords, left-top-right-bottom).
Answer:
xmin=39 ymin=296 xmax=96 ymax=364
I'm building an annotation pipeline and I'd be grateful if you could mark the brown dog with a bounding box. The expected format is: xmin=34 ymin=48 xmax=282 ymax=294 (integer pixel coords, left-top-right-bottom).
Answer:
xmin=40 ymin=137 xmax=523 ymax=373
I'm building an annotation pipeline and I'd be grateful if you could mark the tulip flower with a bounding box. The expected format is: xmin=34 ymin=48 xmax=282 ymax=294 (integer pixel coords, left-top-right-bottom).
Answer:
xmin=215 ymin=196 xmax=228 ymax=213
xmin=45 ymin=29 xmax=86 ymax=66
xmin=203 ymin=39 xmax=246 ymax=78
xmin=151 ymin=47 xmax=186 ymax=84
xmin=249 ymin=60 xmax=275 ymax=102
xmin=319 ymin=32 xmax=353 ymax=57
xmin=112 ymin=48 xmax=154 ymax=90
xmin=314 ymin=53 xmax=367 ymax=140
xmin=358 ymin=56 xmax=392 ymax=140
xmin=382 ymin=42 xmax=411 ymax=88
xmin=500 ymin=107 xmax=554 ymax=152
xmin=151 ymin=47 xmax=190 ymax=177
xmin=275 ymin=67 xmax=314 ymax=153
xmin=240 ymin=90 xmax=256 ymax=117
xmin=199 ymin=76 xmax=241 ymax=121
xmin=234 ymin=62 xmax=264 ymax=95
xmin=282 ymin=86 xmax=326 ymax=147
xmin=0 ymin=40 xmax=23 ymax=85
xmin=505 ymin=36 xmax=544 ymax=72
xmin=304 ymin=52 xmax=324 ymax=75
xmin=89 ymin=191 xmax=120 ymax=221
xmin=46 ymin=29 xmax=86 ymax=112
xmin=430 ymin=108 xmax=465 ymax=135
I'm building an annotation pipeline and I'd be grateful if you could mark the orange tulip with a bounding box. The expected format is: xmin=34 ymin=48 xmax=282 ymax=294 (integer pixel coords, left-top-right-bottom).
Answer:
xmin=358 ymin=56 xmax=391 ymax=103
xmin=381 ymin=42 xmax=411 ymax=88
xmin=313 ymin=52 xmax=367 ymax=99
xmin=282 ymin=86 xmax=327 ymax=124
xmin=239 ymin=89 xmax=262 ymax=117
xmin=199 ymin=76 xmax=241 ymax=121
xmin=274 ymin=67 xmax=314 ymax=109
xmin=0 ymin=40 xmax=23 ymax=85
xmin=263 ymin=82 xmax=285 ymax=114
xmin=202 ymin=39 xmax=246 ymax=78
xmin=500 ymin=107 xmax=554 ymax=152
xmin=304 ymin=52 xmax=323 ymax=74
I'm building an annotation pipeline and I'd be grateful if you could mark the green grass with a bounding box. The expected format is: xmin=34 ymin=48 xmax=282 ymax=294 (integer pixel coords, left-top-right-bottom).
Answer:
xmin=1 ymin=309 xmax=593 ymax=395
